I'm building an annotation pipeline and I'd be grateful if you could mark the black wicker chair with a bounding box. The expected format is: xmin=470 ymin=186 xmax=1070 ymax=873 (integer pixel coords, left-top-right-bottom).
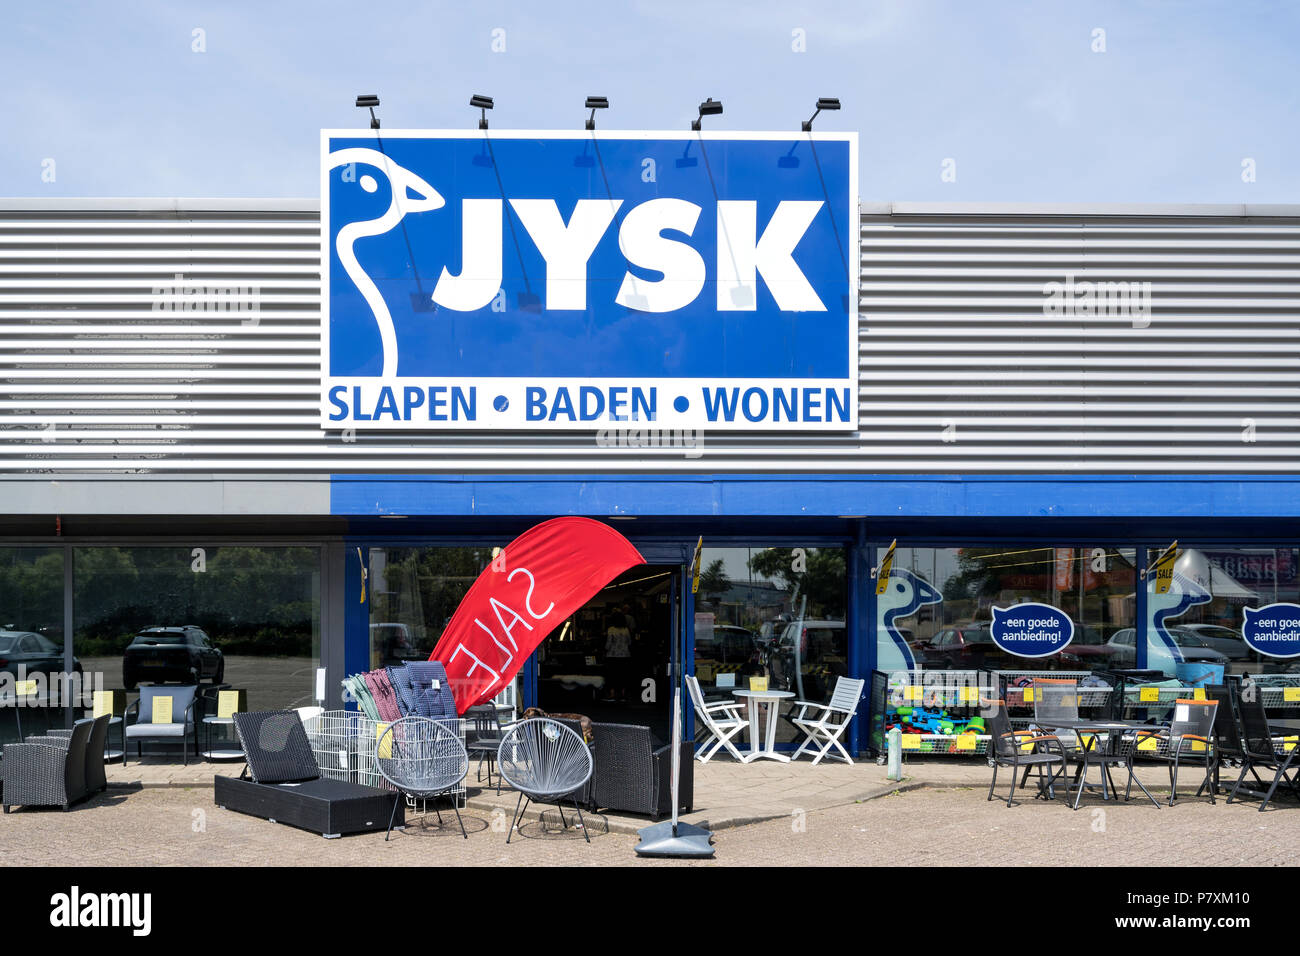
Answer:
xmin=37 ymin=714 xmax=111 ymax=797
xmin=587 ymin=722 xmax=692 ymax=820
xmin=214 ymin=710 xmax=404 ymax=838
xmin=3 ymin=717 xmax=93 ymax=812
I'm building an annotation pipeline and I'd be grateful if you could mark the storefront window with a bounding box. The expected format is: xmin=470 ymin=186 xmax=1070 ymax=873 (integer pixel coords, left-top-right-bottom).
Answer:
xmin=0 ymin=547 xmax=67 ymax=744
xmin=73 ymin=546 xmax=320 ymax=712
xmin=883 ymin=546 xmax=1137 ymax=676
xmin=695 ymin=546 xmax=847 ymax=742
xmin=366 ymin=546 xmax=497 ymax=669
xmin=1143 ymin=545 xmax=1299 ymax=678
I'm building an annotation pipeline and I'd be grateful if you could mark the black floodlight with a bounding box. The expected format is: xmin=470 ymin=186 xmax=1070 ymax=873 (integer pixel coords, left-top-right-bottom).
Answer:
xmin=585 ymin=95 xmax=609 ymax=130
xmin=802 ymin=96 xmax=841 ymax=131
xmin=691 ymin=97 xmax=723 ymax=131
xmin=470 ymin=94 xmax=494 ymax=129
xmin=355 ymin=94 xmax=380 ymax=129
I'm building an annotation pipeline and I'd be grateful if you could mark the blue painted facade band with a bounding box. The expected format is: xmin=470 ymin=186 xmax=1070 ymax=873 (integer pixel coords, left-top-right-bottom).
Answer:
xmin=336 ymin=471 xmax=1300 ymax=750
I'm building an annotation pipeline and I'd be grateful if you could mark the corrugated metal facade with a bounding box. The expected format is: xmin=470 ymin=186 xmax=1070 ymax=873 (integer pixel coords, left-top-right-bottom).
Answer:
xmin=2 ymin=198 xmax=1297 ymax=475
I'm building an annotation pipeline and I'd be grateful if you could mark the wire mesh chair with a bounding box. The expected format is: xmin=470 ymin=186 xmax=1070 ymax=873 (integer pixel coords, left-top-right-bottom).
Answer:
xmin=1031 ymin=678 xmax=1081 ymax=747
xmin=497 ymin=718 xmax=594 ymax=844
xmin=375 ymin=717 xmax=470 ymax=840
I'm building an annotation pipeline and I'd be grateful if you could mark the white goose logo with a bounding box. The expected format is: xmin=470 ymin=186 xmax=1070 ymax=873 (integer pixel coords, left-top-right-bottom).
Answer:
xmin=327 ymin=148 xmax=444 ymax=378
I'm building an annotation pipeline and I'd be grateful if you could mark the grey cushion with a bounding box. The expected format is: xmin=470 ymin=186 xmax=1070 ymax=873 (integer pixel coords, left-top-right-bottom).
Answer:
xmin=135 ymin=685 xmax=197 ymax=726
xmin=127 ymin=722 xmax=189 ymax=738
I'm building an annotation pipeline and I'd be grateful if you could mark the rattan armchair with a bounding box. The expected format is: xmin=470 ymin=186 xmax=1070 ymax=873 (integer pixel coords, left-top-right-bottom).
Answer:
xmin=3 ymin=717 xmax=93 ymax=811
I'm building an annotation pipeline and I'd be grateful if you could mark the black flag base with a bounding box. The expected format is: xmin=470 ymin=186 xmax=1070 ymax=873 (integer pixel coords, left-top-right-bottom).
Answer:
xmin=634 ymin=820 xmax=716 ymax=858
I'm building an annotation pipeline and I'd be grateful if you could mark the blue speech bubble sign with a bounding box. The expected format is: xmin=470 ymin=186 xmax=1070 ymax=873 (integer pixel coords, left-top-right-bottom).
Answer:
xmin=1242 ymin=603 xmax=1300 ymax=658
xmin=989 ymin=603 xmax=1075 ymax=659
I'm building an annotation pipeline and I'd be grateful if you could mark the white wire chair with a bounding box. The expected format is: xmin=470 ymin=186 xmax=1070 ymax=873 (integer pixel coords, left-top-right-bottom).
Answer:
xmin=375 ymin=717 xmax=470 ymax=840
xmin=497 ymin=718 xmax=594 ymax=844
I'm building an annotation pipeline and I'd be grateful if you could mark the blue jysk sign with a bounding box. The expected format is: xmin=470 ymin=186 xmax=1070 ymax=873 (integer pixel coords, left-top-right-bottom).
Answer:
xmin=1242 ymin=603 xmax=1300 ymax=658
xmin=320 ymin=130 xmax=858 ymax=430
xmin=989 ymin=603 xmax=1075 ymax=658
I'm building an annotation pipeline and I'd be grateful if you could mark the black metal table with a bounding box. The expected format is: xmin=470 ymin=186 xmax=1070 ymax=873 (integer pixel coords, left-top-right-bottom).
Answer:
xmin=1043 ymin=719 xmax=1163 ymax=810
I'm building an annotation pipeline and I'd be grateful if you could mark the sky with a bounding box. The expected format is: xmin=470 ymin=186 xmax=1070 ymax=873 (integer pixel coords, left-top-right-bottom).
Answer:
xmin=2 ymin=0 xmax=1297 ymax=202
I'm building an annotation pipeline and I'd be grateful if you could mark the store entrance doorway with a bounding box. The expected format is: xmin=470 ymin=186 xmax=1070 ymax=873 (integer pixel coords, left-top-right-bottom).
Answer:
xmin=535 ymin=564 xmax=678 ymax=740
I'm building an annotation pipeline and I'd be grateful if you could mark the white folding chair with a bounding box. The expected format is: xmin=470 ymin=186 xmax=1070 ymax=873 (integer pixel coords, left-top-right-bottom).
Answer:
xmin=790 ymin=676 xmax=865 ymax=765
xmin=686 ymin=675 xmax=749 ymax=763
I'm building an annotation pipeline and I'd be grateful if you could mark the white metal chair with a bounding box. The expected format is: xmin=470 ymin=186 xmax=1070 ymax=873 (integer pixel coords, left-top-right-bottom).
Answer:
xmin=790 ymin=676 xmax=865 ymax=765
xmin=685 ymin=675 xmax=748 ymax=763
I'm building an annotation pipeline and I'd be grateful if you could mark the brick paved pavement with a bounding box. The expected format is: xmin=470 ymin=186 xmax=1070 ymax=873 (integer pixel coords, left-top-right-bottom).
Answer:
xmin=3 ymin=782 xmax=1294 ymax=867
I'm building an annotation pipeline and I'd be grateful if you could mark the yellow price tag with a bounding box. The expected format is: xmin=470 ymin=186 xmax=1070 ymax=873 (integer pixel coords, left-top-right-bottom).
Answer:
xmin=1138 ymin=735 xmax=1160 ymax=752
xmin=217 ymin=690 xmax=240 ymax=719
xmin=15 ymin=679 xmax=37 ymax=697
xmin=152 ymin=696 xmax=173 ymax=724
xmin=1285 ymin=688 xmax=1300 ymax=703
xmin=376 ymin=722 xmax=392 ymax=758
xmin=1190 ymin=740 xmax=1206 ymax=752
xmin=1079 ymin=733 xmax=1096 ymax=750
xmin=1139 ymin=687 xmax=1160 ymax=702
xmin=1022 ymin=688 xmax=1034 ymax=703
xmin=1285 ymin=736 xmax=1298 ymax=752
xmin=1193 ymin=688 xmax=1206 ymax=700
xmin=93 ymin=690 xmax=112 ymax=718
xmin=959 ymin=686 xmax=978 ymax=703
xmin=904 ymin=685 xmax=922 ymax=702
xmin=901 ymin=734 xmax=920 ymax=750
xmin=955 ymin=734 xmax=977 ymax=751
xmin=748 ymin=676 xmax=768 ymax=693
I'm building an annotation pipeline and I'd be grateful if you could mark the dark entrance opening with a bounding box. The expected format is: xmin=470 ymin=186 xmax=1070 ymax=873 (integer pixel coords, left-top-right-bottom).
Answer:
xmin=535 ymin=564 xmax=677 ymax=740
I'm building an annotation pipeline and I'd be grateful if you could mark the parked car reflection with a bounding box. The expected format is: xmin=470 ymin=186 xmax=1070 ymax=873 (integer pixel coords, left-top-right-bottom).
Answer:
xmin=0 ymin=630 xmax=83 ymax=678
xmin=122 ymin=625 xmax=223 ymax=690
xmin=1106 ymin=626 xmax=1230 ymax=668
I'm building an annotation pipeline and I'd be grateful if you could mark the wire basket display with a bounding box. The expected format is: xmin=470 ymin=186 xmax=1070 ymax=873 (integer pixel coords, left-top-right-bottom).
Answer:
xmin=868 ymin=670 xmax=996 ymax=758
xmin=302 ymin=710 xmax=468 ymax=807
xmin=994 ymin=670 xmax=1114 ymax=710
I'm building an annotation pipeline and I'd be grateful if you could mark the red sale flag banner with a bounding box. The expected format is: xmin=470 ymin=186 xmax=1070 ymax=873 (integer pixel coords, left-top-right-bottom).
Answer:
xmin=430 ymin=516 xmax=646 ymax=713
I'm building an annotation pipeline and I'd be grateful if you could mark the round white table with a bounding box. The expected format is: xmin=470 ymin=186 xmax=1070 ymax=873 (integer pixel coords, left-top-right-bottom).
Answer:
xmin=731 ymin=689 xmax=795 ymax=762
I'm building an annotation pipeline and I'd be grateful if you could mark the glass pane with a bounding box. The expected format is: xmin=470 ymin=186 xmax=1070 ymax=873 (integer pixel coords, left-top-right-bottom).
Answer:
xmin=0 ymin=547 xmax=67 ymax=744
xmin=885 ymin=546 xmax=1137 ymax=676
xmin=697 ymin=546 xmax=848 ymax=744
xmin=73 ymin=546 xmax=320 ymax=714
xmin=367 ymin=546 xmax=497 ymax=668
xmin=1145 ymin=545 xmax=1299 ymax=678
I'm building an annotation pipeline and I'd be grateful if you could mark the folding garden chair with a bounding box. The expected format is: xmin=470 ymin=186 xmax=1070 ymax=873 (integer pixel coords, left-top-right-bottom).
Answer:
xmin=685 ymin=675 xmax=747 ymax=763
xmin=790 ymin=676 xmax=865 ymax=765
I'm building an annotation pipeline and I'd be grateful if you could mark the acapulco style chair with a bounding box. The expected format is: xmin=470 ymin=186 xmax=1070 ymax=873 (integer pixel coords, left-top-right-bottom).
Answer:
xmin=497 ymin=717 xmax=594 ymax=844
xmin=375 ymin=716 xmax=470 ymax=840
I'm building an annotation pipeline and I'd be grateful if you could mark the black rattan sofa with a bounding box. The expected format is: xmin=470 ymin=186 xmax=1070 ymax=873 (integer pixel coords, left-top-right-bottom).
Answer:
xmin=215 ymin=711 xmax=403 ymax=838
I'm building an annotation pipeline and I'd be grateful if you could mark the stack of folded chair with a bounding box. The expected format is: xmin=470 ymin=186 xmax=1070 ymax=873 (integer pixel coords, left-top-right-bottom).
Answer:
xmin=342 ymin=661 xmax=459 ymax=722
